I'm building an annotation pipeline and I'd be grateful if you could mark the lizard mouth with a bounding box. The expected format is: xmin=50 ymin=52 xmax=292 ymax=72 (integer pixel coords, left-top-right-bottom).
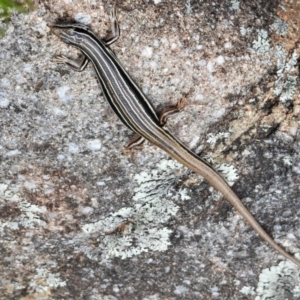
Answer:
xmin=48 ymin=24 xmax=80 ymax=45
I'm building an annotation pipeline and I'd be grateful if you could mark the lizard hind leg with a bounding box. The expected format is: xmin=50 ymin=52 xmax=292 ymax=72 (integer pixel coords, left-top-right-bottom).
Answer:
xmin=122 ymin=134 xmax=145 ymax=162
xmin=52 ymin=54 xmax=89 ymax=72
xmin=159 ymin=98 xmax=189 ymax=126
xmin=104 ymin=5 xmax=120 ymax=45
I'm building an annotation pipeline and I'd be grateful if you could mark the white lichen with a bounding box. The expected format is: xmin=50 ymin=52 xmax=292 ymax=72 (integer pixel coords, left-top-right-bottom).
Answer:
xmin=215 ymin=163 xmax=239 ymax=186
xmin=17 ymin=200 xmax=46 ymax=229
xmin=68 ymin=142 xmax=79 ymax=154
xmin=282 ymin=156 xmax=292 ymax=167
xmin=0 ymin=183 xmax=19 ymax=202
xmin=86 ymin=139 xmax=102 ymax=151
xmin=275 ymin=75 xmax=297 ymax=103
xmin=277 ymin=49 xmax=298 ymax=76
xmin=56 ymin=86 xmax=73 ymax=102
xmin=185 ymin=0 xmax=192 ymax=14
xmin=207 ymin=61 xmax=214 ymax=73
xmin=0 ymin=98 xmax=10 ymax=108
xmin=240 ymin=286 xmax=256 ymax=296
xmin=78 ymin=154 xmax=239 ymax=260
xmin=0 ymin=183 xmax=46 ymax=231
xmin=174 ymin=285 xmax=189 ymax=295
xmin=6 ymin=150 xmax=21 ymax=157
xmin=271 ymin=18 xmax=288 ymax=36
xmin=274 ymin=50 xmax=298 ymax=103
xmin=255 ymin=253 xmax=300 ymax=300
xmin=141 ymin=47 xmax=153 ymax=58
xmin=28 ymin=267 xmax=66 ymax=292
xmin=240 ymin=26 xmax=249 ymax=36
xmin=79 ymin=159 xmax=190 ymax=259
xmin=224 ymin=42 xmax=232 ymax=49
xmin=252 ymin=29 xmax=270 ymax=56
xmin=230 ymin=0 xmax=240 ymax=10
xmin=274 ymin=45 xmax=287 ymax=68
xmin=207 ymin=132 xmax=230 ymax=146
xmin=215 ymin=56 xmax=225 ymax=65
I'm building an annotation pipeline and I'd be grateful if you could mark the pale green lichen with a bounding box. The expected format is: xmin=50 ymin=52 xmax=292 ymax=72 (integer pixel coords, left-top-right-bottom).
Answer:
xmin=80 ymin=156 xmax=238 ymax=260
xmin=240 ymin=26 xmax=250 ymax=36
xmin=28 ymin=268 xmax=66 ymax=293
xmin=252 ymin=29 xmax=270 ymax=56
xmin=255 ymin=253 xmax=300 ymax=300
xmin=206 ymin=132 xmax=230 ymax=146
xmin=185 ymin=0 xmax=192 ymax=14
xmin=251 ymin=28 xmax=298 ymax=104
xmin=215 ymin=163 xmax=239 ymax=186
xmin=0 ymin=183 xmax=46 ymax=231
xmin=275 ymin=75 xmax=297 ymax=103
xmin=240 ymin=286 xmax=256 ymax=297
xmin=274 ymin=44 xmax=287 ymax=67
xmin=271 ymin=18 xmax=288 ymax=36
xmin=282 ymin=156 xmax=292 ymax=167
xmin=246 ymin=18 xmax=297 ymax=104
xmin=230 ymin=0 xmax=240 ymax=10
xmin=274 ymin=49 xmax=298 ymax=103
xmin=79 ymin=159 xmax=190 ymax=259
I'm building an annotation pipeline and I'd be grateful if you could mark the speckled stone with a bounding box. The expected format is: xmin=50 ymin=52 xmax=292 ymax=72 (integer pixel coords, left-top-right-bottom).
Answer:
xmin=1 ymin=1 xmax=300 ymax=299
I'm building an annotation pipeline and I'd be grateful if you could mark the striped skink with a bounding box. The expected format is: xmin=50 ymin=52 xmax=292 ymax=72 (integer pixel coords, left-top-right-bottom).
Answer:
xmin=50 ymin=7 xmax=300 ymax=267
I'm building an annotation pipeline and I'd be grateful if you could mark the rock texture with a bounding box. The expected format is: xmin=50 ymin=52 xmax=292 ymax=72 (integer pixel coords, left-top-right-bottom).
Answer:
xmin=1 ymin=0 xmax=300 ymax=299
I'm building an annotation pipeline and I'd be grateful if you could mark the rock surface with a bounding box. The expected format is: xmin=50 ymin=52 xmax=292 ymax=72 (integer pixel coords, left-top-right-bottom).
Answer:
xmin=1 ymin=0 xmax=300 ymax=299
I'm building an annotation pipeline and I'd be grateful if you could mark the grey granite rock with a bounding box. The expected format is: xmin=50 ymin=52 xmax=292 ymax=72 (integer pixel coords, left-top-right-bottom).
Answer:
xmin=1 ymin=1 xmax=300 ymax=299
